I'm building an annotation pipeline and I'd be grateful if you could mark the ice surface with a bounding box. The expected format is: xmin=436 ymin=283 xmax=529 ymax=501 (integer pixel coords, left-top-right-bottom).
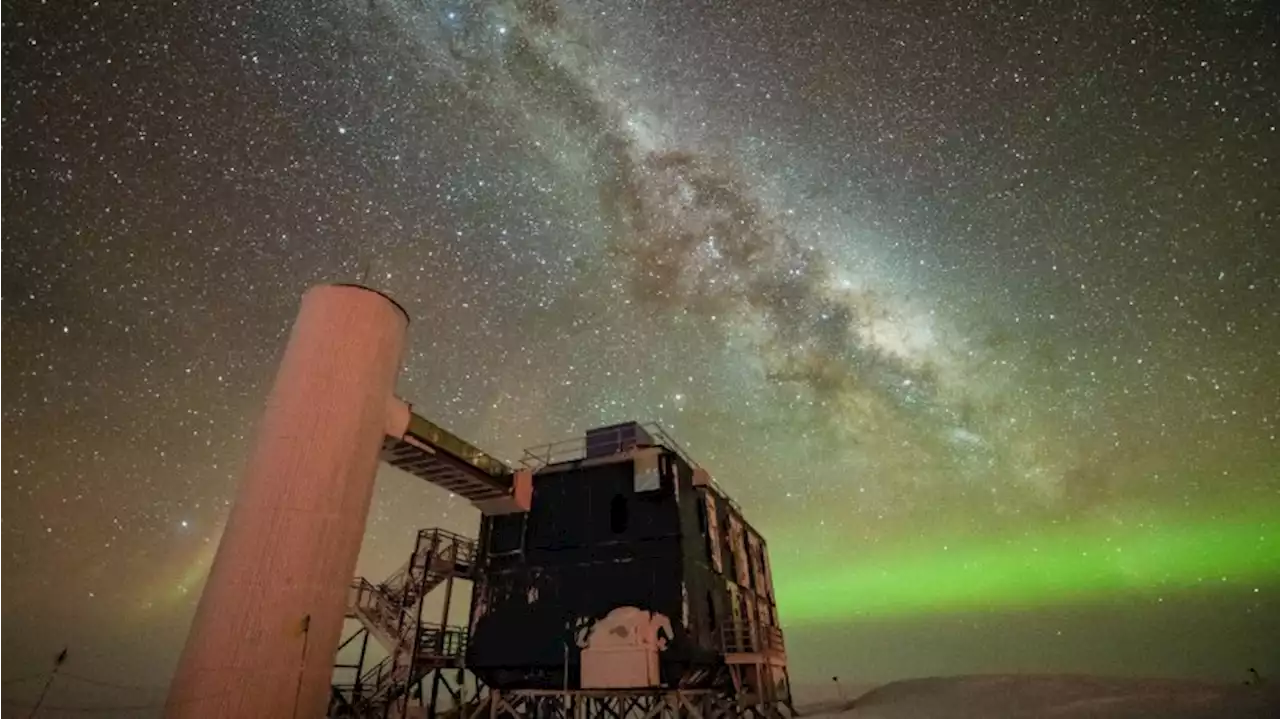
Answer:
xmin=796 ymin=675 xmax=1279 ymax=719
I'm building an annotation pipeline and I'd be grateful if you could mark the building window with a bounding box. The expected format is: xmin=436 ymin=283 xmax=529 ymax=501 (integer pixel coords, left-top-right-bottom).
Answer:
xmin=704 ymin=493 xmax=722 ymax=572
xmin=610 ymin=494 xmax=629 ymax=534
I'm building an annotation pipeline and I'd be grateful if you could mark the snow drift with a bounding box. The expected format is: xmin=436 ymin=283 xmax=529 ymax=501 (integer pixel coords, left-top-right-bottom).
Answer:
xmin=799 ymin=674 xmax=1278 ymax=719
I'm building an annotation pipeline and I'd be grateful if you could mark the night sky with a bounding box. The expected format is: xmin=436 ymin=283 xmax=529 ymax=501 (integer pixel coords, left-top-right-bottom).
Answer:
xmin=3 ymin=0 xmax=1279 ymax=712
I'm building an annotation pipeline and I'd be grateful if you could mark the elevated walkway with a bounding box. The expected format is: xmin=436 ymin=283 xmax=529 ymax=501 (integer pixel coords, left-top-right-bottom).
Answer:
xmin=383 ymin=412 xmax=512 ymax=504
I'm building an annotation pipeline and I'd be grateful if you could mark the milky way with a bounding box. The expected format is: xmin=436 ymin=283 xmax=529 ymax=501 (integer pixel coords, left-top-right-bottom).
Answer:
xmin=3 ymin=0 xmax=1279 ymax=711
xmin=372 ymin=0 xmax=1039 ymax=504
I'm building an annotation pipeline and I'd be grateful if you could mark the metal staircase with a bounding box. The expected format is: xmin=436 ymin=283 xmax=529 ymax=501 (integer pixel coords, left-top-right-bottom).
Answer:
xmin=331 ymin=529 xmax=476 ymax=718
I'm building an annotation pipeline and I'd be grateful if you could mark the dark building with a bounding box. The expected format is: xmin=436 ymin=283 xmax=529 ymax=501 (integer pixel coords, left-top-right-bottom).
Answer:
xmin=331 ymin=419 xmax=792 ymax=719
xmin=467 ymin=423 xmax=790 ymax=702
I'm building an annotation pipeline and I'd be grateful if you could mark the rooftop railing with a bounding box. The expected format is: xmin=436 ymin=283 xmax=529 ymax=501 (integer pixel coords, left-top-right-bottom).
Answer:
xmin=519 ymin=422 xmax=746 ymax=517
xmin=518 ymin=422 xmax=694 ymax=469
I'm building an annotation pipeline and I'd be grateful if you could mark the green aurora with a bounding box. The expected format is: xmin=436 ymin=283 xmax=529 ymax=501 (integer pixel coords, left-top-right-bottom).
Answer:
xmin=773 ymin=504 xmax=1280 ymax=624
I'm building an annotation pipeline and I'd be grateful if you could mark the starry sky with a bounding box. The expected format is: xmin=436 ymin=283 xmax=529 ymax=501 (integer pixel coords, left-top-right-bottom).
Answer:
xmin=3 ymin=0 xmax=1279 ymax=711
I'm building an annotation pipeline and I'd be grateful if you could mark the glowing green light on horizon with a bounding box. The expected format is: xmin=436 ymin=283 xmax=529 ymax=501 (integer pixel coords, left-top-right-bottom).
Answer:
xmin=773 ymin=506 xmax=1280 ymax=624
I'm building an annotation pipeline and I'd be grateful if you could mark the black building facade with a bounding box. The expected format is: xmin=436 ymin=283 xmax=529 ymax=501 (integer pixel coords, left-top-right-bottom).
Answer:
xmin=467 ymin=423 xmax=789 ymax=700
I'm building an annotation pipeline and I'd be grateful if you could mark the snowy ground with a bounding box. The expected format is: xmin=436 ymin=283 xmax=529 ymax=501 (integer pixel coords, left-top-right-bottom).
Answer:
xmin=795 ymin=675 xmax=1279 ymax=719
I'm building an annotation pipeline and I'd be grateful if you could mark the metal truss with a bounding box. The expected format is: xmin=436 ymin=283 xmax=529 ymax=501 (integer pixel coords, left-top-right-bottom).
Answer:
xmin=461 ymin=687 xmax=796 ymax=719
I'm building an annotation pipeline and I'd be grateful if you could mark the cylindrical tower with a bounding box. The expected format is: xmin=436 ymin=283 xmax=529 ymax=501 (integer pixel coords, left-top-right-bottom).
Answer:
xmin=165 ymin=284 xmax=408 ymax=719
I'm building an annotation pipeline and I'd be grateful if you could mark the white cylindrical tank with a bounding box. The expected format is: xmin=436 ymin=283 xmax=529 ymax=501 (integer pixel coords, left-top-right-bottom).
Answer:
xmin=165 ymin=284 xmax=408 ymax=718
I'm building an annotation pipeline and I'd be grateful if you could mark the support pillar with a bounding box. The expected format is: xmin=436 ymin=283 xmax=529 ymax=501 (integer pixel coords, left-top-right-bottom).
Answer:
xmin=165 ymin=284 xmax=409 ymax=718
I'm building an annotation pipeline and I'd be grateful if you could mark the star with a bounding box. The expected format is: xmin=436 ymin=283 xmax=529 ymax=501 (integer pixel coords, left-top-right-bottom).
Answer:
xmin=1 ymin=0 xmax=1277 ymax=702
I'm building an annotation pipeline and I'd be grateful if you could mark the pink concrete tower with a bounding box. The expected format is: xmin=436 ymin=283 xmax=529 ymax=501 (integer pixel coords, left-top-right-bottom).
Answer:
xmin=165 ymin=284 xmax=409 ymax=718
